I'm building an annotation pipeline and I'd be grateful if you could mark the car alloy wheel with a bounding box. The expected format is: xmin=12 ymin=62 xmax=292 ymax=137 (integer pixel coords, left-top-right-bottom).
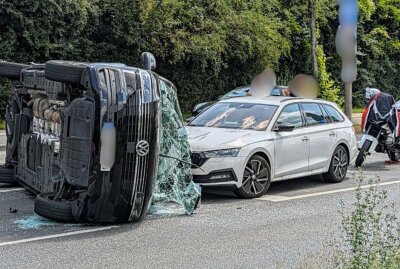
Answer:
xmin=333 ymin=147 xmax=348 ymax=179
xmin=236 ymin=155 xmax=271 ymax=198
xmin=323 ymin=145 xmax=349 ymax=183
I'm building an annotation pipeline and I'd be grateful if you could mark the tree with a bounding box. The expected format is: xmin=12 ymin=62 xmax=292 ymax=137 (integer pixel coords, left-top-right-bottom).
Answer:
xmin=310 ymin=0 xmax=319 ymax=79
xmin=0 ymin=0 xmax=398 ymax=115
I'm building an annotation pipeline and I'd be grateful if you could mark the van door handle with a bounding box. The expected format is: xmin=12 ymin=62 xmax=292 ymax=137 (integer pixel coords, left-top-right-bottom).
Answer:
xmin=329 ymin=132 xmax=336 ymax=136
xmin=302 ymin=136 xmax=309 ymax=141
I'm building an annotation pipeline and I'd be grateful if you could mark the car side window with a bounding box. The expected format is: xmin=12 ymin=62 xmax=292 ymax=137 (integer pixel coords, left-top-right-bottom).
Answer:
xmin=319 ymin=104 xmax=333 ymax=123
xmin=301 ymin=103 xmax=326 ymax=126
xmin=276 ymin=104 xmax=303 ymax=128
xmin=323 ymin=104 xmax=345 ymax=122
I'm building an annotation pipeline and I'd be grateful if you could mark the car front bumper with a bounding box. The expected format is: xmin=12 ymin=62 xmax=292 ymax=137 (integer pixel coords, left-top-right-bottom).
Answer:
xmin=191 ymin=156 xmax=246 ymax=188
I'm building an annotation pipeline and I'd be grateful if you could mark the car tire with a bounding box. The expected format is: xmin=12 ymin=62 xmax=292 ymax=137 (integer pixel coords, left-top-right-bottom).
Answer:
xmin=235 ymin=155 xmax=271 ymax=199
xmin=45 ymin=60 xmax=87 ymax=84
xmin=0 ymin=166 xmax=15 ymax=184
xmin=34 ymin=193 xmax=75 ymax=222
xmin=323 ymin=145 xmax=349 ymax=183
xmin=355 ymin=140 xmax=372 ymax=167
xmin=388 ymin=150 xmax=400 ymax=162
xmin=0 ymin=61 xmax=29 ymax=79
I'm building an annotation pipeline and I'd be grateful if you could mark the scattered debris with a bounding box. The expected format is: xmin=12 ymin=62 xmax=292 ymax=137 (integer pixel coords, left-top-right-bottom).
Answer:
xmin=14 ymin=215 xmax=82 ymax=229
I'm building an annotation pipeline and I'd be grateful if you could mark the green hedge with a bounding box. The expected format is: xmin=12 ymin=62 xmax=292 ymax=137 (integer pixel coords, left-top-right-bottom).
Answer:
xmin=0 ymin=0 xmax=399 ymax=118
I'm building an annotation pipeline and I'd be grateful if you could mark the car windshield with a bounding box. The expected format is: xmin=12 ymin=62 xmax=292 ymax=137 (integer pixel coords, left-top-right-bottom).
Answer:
xmin=219 ymin=87 xmax=250 ymax=100
xmin=189 ymin=102 xmax=277 ymax=131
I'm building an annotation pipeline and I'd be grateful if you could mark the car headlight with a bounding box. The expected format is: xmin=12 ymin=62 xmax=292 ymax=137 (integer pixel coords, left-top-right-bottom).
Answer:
xmin=203 ymin=148 xmax=240 ymax=158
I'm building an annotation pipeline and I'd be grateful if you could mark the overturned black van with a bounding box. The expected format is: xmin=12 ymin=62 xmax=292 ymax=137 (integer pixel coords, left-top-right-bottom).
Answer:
xmin=0 ymin=53 xmax=174 ymax=223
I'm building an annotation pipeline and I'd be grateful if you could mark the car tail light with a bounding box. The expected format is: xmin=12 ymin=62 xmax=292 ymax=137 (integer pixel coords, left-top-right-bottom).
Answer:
xmin=352 ymin=125 xmax=356 ymax=134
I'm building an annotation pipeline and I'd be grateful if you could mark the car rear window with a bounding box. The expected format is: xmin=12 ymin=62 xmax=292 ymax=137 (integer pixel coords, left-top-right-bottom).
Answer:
xmin=322 ymin=104 xmax=345 ymax=122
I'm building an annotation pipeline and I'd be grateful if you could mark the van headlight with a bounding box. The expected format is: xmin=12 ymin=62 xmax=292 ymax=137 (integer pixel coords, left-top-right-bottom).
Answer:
xmin=203 ymin=148 xmax=240 ymax=158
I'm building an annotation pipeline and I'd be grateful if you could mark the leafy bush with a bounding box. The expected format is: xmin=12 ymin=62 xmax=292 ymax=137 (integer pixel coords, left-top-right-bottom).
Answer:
xmin=335 ymin=174 xmax=400 ymax=269
xmin=0 ymin=0 xmax=399 ymax=114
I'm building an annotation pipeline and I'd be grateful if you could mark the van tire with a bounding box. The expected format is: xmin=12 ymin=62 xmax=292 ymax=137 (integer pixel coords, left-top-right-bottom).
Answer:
xmin=45 ymin=61 xmax=87 ymax=84
xmin=0 ymin=61 xmax=29 ymax=79
xmin=34 ymin=193 xmax=75 ymax=222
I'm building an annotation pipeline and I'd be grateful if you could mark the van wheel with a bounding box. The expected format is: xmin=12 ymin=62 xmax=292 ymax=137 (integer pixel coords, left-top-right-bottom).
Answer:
xmin=45 ymin=61 xmax=87 ymax=84
xmin=323 ymin=145 xmax=349 ymax=183
xmin=235 ymin=155 xmax=271 ymax=199
xmin=0 ymin=61 xmax=29 ymax=79
xmin=34 ymin=193 xmax=75 ymax=222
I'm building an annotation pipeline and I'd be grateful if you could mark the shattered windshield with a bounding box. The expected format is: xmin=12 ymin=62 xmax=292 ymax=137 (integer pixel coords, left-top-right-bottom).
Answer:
xmin=189 ymin=102 xmax=277 ymax=131
xmin=151 ymin=79 xmax=201 ymax=215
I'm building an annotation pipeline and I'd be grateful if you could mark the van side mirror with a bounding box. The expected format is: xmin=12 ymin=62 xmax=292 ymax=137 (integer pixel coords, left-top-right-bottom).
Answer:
xmin=273 ymin=123 xmax=295 ymax=132
xmin=141 ymin=52 xmax=156 ymax=71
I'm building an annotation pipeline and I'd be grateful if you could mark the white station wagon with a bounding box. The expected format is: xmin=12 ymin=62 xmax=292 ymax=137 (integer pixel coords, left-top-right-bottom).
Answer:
xmin=186 ymin=96 xmax=357 ymax=198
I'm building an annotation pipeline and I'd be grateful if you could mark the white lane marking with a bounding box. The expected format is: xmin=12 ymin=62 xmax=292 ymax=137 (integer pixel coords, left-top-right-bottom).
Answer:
xmin=257 ymin=180 xmax=400 ymax=202
xmin=0 ymin=226 xmax=119 ymax=247
xmin=0 ymin=188 xmax=24 ymax=193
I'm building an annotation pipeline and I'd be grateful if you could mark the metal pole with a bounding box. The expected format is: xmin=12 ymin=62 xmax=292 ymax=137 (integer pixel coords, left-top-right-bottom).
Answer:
xmin=344 ymin=82 xmax=352 ymax=121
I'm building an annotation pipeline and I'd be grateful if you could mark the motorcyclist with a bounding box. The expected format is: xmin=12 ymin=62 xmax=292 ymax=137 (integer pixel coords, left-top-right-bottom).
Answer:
xmin=361 ymin=87 xmax=399 ymax=138
xmin=356 ymin=87 xmax=400 ymax=166
xmin=361 ymin=87 xmax=381 ymax=132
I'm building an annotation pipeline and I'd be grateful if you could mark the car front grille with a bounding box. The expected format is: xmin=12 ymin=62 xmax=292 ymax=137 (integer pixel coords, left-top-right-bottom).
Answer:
xmin=120 ymin=90 xmax=153 ymax=216
xmin=190 ymin=152 xmax=208 ymax=168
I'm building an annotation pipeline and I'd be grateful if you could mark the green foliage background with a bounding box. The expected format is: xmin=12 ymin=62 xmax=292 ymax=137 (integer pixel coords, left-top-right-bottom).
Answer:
xmin=0 ymin=0 xmax=399 ymax=116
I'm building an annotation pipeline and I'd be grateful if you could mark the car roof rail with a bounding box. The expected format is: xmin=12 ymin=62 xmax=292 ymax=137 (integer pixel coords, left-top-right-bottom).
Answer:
xmin=279 ymin=97 xmax=304 ymax=103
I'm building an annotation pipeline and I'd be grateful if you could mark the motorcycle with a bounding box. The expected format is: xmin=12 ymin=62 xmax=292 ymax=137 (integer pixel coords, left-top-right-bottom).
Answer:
xmin=355 ymin=92 xmax=400 ymax=167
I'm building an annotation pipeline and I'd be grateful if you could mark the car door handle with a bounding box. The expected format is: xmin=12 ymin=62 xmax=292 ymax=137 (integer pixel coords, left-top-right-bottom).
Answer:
xmin=302 ymin=136 xmax=309 ymax=141
xmin=329 ymin=131 xmax=336 ymax=136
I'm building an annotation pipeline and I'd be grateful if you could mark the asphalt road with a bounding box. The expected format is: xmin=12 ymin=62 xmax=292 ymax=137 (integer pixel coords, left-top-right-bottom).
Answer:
xmin=1 ymin=151 xmax=400 ymax=269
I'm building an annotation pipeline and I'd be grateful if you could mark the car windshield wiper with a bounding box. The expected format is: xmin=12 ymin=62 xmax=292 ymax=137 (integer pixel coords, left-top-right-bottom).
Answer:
xmin=159 ymin=154 xmax=205 ymax=172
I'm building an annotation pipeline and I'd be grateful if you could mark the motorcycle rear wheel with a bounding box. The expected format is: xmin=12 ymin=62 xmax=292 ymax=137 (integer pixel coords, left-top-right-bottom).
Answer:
xmin=388 ymin=150 xmax=400 ymax=162
xmin=355 ymin=140 xmax=372 ymax=167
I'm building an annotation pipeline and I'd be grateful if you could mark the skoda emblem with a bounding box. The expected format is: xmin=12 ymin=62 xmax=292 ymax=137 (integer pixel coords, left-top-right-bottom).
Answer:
xmin=136 ymin=140 xmax=149 ymax=156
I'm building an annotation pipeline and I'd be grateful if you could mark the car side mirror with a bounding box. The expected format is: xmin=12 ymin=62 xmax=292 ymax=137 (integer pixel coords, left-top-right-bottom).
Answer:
xmin=141 ymin=52 xmax=156 ymax=71
xmin=273 ymin=123 xmax=295 ymax=132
